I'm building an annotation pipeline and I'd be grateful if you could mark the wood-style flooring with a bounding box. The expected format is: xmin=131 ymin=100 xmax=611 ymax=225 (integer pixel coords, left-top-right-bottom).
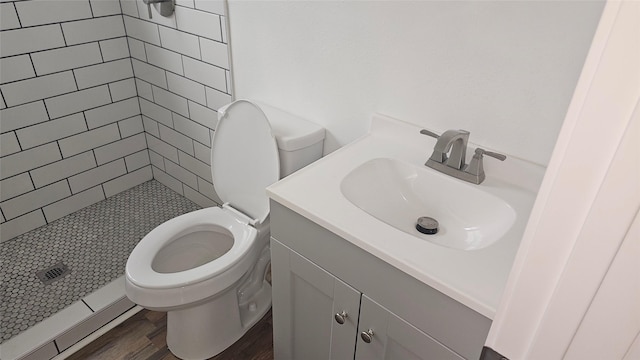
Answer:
xmin=67 ymin=309 xmax=273 ymax=360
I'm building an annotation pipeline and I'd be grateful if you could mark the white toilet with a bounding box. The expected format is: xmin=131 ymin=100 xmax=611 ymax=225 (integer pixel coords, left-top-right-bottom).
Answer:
xmin=125 ymin=100 xmax=324 ymax=360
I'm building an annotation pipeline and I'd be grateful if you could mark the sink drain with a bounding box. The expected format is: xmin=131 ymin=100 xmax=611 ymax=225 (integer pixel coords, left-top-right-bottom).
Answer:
xmin=416 ymin=217 xmax=438 ymax=235
xmin=36 ymin=262 xmax=70 ymax=285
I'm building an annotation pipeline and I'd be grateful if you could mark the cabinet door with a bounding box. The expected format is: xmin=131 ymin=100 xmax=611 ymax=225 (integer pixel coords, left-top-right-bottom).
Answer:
xmin=271 ymin=239 xmax=361 ymax=360
xmin=355 ymin=295 xmax=464 ymax=360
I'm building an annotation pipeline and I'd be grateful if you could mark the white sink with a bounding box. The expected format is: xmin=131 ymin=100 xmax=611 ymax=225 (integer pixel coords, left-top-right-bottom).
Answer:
xmin=340 ymin=158 xmax=517 ymax=250
xmin=268 ymin=114 xmax=543 ymax=316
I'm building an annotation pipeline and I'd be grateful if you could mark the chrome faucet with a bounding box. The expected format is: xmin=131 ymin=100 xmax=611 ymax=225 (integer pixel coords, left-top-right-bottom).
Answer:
xmin=421 ymin=129 xmax=469 ymax=169
xmin=420 ymin=129 xmax=506 ymax=184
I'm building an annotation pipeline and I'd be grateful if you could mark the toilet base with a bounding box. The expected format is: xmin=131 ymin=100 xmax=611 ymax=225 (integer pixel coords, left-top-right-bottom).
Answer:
xmin=166 ymin=281 xmax=272 ymax=360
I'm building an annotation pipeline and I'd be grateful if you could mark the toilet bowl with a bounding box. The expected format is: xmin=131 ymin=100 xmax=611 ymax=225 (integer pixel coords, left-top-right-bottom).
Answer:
xmin=125 ymin=100 xmax=324 ymax=360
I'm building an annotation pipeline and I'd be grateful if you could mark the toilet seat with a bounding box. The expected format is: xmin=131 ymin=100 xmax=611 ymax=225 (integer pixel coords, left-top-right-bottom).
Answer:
xmin=125 ymin=207 xmax=258 ymax=309
xmin=212 ymin=100 xmax=280 ymax=223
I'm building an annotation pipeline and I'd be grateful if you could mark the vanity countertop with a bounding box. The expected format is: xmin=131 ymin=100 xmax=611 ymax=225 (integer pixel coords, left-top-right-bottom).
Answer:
xmin=266 ymin=114 xmax=544 ymax=319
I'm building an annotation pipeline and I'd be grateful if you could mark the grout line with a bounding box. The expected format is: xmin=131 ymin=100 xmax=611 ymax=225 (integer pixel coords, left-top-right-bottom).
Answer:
xmin=81 ymin=299 xmax=95 ymax=313
xmin=81 ymin=111 xmax=90 ymax=130
xmin=218 ymin=14 xmax=224 ymax=44
xmin=13 ymin=129 xmax=24 ymax=152
xmin=0 ymin=89 xmax=6 ymax=109
xmin=27 ymin=53 xmax=38 ymax=77
xmin=72 ymin=70 xmax=80 ymax=92
xmin=116 ymin=119 xmax=124 ymax=139
xmin=107 ymin=83 xmax=114 ymax=103
xmin=141 ymin=38 xmax=149 ymax=61
xmin=101 ymin=182 xmax=108 ymax=199
xmin=64 ymin=177 xmax=73 ymax=198
xmin=97 ymin=39 xmax=106 ymax=63
xmin=53 ymin=339 xmax=61 ymax=355
xmin=41 ymin=99 xmax=52 ymax=121
xmin=12 ymin=2 xmax=22 ymax=28
xmin=27 ymin=170 xmax=37 ymax=189
xmin=59 ymin=23 xmax=68 ymax=47
xmin=88 ymin=0 xmax=95 ymax=18
xmin=55 ymin=138 xmax=64 ymax=158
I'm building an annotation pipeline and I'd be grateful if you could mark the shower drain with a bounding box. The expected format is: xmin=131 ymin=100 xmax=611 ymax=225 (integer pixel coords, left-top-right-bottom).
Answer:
xmin=36 ymin=262 xmax=71 ymax=285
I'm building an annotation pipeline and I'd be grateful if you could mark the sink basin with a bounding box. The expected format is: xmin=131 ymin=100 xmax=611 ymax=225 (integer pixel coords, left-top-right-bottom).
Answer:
xmin=340 ymin=158 xmax=517 ymax=250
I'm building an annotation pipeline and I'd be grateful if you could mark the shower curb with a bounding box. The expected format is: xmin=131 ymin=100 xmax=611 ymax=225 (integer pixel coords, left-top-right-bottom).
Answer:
xmin=0 ymin=277 xmax=135 ymax=360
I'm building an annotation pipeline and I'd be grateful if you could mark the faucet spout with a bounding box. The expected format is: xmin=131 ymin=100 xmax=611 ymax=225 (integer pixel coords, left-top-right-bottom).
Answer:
xmin=429 ymin=129 xmax=469 ymax=169
xmin=420 ymin=128 xmax=505 ymax=184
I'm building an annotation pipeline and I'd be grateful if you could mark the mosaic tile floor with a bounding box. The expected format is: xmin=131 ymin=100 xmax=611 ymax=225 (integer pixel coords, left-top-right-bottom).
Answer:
xmin=0 ymin=180 xmax=201 ymax=343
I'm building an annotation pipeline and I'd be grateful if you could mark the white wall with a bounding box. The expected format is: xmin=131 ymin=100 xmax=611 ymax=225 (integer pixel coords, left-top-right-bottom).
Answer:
xmin=228 ymin=0 xmax=604 ymax=166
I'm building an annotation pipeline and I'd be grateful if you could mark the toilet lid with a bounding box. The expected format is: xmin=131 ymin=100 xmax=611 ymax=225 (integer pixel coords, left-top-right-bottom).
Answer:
xmin=211 ymin=100 xmax=280 ymax=223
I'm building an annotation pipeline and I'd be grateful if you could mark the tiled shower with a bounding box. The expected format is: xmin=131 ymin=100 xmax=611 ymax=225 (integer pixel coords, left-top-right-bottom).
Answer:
xmin=0 ymin=0 xmax=232 ymax=357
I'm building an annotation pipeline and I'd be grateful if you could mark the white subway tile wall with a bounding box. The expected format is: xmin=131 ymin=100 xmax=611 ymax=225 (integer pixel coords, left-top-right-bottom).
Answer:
xmin=124 ymin=149 xmax=151 ymax=171
xmin=0 ymin=0 xmax=147 ymax=242
xmin=31 ymin=43 xmax=104 ymax=76
xmin=102 ymin=165 xmax=153 ymax=197
xmin=91 ymin=0 xmax=123 ymax=17
xmin=118 ymin=115 xmax=145 ymax=137
xmin=61 ymin=15 xmax=127 ymax=45
xmin=0 ymin=55 xmax=36 ymax=84
xmin=152 ymin=86 xmax=190 ymax=117
xmin=0 ymin=0 xmax=232 ymax=242
xmin=0 ymin=2 xmax=21 ymax=31
xmin=74 ymin=58 xmax=134 ymax=89
xmin=2 ymin=71 xmax=78 ymax=107
xmin=109 ymin=78 xmax=139 ymax=101
xmin=100 ymin=37 xmax=131 ymax=62
xmin=0 ymin=24 xmax=66 ymax=57
xmin=14 ymin=0 xmax=93 ymax=27
xmin=0 ymin=132 xmax=21 ymax=156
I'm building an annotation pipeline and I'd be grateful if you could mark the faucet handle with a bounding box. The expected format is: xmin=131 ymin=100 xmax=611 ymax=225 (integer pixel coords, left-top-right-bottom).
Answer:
xmin=474 ymin=148 xmax=506 ymax=161
xmin=465 ymin=148 xmax=506 ymax=184
xmin=419 ymin=129 xmax=440 ymax=139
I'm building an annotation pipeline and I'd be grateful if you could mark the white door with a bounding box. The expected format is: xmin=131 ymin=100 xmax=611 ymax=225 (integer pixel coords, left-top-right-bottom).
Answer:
xmin=485 ymin=1 xmax=640 ymax=358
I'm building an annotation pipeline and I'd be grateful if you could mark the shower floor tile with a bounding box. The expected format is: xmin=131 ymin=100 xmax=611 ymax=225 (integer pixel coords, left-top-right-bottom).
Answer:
xmin=0 ymin=180 xmax=201 ymax=343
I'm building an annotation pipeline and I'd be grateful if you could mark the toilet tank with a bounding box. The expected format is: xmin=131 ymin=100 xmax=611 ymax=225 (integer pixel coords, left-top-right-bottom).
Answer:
xmin=251 ymin=101 xmax=325 ymax=177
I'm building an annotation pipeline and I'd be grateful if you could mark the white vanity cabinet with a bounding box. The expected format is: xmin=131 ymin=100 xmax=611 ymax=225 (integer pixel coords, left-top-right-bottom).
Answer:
xmin=271 ymin=239 xmax=360 ymax=359
xmin=270 ymin=201 xmax=492 ymax=360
